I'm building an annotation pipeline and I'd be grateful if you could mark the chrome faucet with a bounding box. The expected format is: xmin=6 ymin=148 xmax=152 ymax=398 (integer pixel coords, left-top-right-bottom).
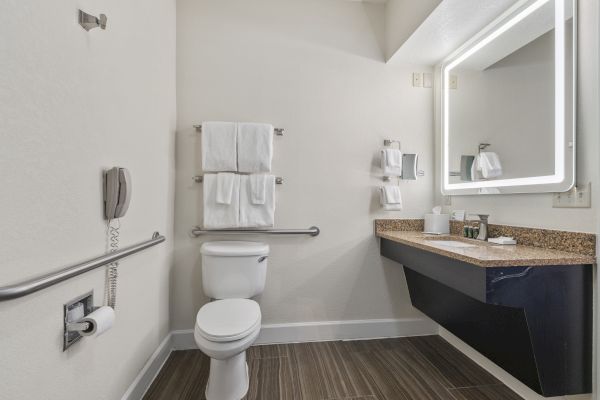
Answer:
xmin=467 ymin=214 xmax=489 ymax=241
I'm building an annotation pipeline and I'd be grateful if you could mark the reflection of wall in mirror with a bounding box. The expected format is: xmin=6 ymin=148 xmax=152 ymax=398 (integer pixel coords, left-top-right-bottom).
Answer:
xmin=448 ymin=21 xmax=573 ymax=183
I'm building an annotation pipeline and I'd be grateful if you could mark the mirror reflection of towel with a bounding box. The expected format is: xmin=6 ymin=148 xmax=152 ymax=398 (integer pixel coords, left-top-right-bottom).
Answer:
xmin=472 ymin=152 xmax=502 ymax=179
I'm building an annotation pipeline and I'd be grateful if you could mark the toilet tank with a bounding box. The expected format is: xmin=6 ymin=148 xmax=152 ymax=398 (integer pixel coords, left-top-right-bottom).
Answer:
xmin=200 ymin=241 xmax=269 ymax=299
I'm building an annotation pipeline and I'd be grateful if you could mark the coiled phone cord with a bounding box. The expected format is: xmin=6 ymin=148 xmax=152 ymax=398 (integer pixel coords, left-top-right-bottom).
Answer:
xmin=106 ymin=219 xmax=120 ymax=309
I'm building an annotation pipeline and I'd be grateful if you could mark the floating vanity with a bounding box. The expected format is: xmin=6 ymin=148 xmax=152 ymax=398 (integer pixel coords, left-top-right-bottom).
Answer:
xmin=376 ymin=219 xmax=595 ymax=397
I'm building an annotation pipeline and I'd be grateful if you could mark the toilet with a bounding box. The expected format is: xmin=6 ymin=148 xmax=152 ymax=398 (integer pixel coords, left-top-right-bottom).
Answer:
xmin=194 ymin=241 xmax=269 ymax=400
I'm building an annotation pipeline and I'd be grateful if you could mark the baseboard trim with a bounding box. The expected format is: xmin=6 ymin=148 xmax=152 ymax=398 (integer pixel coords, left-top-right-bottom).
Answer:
xmin=120 ymin=333 xmax=173 ymax=400
xmin=121 ymin=318 xmax=438 ymax=399
xmin=256 ymin=317 xmax=438 ymax=344
xmin=169 ymin=317 xmax=438 ymax=350
xmin=172 ymin=328 xmax=198 ymax=350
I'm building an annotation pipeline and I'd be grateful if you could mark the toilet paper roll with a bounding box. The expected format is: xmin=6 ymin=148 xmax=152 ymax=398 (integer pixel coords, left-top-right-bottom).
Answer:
xmin=80 ymin=306 xmax=115 ymax=337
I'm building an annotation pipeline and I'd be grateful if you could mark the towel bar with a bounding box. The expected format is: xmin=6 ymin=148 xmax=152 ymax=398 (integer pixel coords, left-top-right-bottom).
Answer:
xmin=193 ymin=124 xmax=284 ymax=136
xmin=191 ymin=226 xmax=320 ymax=237
xmin=0 ymin=232 xmax=166 ymax=301
xmin=193 ymin=175 xmax=283 ymax=184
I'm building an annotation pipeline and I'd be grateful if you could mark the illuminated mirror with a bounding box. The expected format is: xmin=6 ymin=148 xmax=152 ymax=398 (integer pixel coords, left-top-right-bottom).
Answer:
xmin=441 ymin=0 xmax=576 ymax=195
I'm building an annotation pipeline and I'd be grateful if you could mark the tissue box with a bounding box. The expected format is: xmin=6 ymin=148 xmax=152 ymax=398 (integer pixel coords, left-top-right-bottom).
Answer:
xmin=424 ymin=214 xmax=450 ymax=234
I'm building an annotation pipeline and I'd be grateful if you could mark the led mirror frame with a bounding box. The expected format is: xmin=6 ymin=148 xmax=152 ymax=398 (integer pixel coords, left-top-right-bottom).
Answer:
xmin=441 ymin=0 xmax=576 ymax=195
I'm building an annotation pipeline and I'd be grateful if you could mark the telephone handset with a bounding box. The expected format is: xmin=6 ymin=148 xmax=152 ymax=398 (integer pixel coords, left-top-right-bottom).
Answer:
xmin=103 ymin=167 xmax=131 ymax=309
xmin=104 ymin=167 xmax=131 ymax=220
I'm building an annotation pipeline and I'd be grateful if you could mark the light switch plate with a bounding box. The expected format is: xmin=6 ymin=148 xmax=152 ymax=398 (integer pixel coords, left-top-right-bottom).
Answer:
xmin=412 ymin=72 xmax=423 ymax=87
xmin=553 ymin=183 xmax=591 ymax=208
xmin=423 ymin=73 xmax=433 ymax=88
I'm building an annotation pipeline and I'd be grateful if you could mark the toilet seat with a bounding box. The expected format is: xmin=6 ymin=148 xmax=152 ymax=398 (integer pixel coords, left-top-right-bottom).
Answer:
xmin=196 ymin=298 xmax=261 ymax=342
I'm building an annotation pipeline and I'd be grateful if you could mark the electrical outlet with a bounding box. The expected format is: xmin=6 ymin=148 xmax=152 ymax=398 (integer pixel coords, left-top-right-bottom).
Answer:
xmin=553 ymin=183 xmax=592 ymax=208
xmin=412 ymin=72 xmax=423 ymax=87
xmin=449 ymin=75 xmax=458 ymax=90
xmin=423 ymin=73 xmax=433 ymax=88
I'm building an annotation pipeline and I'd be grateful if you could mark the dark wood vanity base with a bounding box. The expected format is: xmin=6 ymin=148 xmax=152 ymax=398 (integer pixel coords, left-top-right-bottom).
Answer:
xmin=381 ymin=238 xmax=593 ymax=397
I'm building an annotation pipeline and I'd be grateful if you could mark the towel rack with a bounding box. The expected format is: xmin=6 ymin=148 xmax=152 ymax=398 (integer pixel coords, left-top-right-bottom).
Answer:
xmin=193 ymin=124 xmax=284 ymax=136
xmin=0 ymin=232 xmax=166 ymax=301
xmin=193 ymin=175 xmax=283 ymax=184
xmin=478 ymin=143 xmax=491 ymax=153
xmin=191 ymin=226 xmax=320 ymax=237
xmin=383 ymin=139 xmax=401 ymax=149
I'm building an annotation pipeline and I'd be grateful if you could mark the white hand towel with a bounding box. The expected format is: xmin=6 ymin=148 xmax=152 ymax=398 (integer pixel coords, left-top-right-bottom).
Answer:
xmin=381 ymin=149 xmax=403 ymax=176
xmin=203 ymin=173 xmax=240 ymax=228
xmin=478 ymin=152 xmax=503 ymax=179
xmin=249 ymin=174 xmax=267 ymax=205
xmin=201 ymin=121 xmax=238 ymax=172
xmin=471 ymin=155 xmax=481 ymax=181
xmin=216 ymin=173 xmax=236 ymax=205
xmin=379 ymin=186 xmax=403 ymax=211
xmin=240 ymin=174 xmax=275 ymax=227
xmin=237 ymin=123 xmax=274 ymax=173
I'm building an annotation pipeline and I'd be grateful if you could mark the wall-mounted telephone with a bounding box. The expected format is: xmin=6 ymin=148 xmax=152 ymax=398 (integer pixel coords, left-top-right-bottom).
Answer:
xmin=104 ymin=167 xmax=131 ymax=220
xmin=103 ymin=167 xmax=131 ymax=309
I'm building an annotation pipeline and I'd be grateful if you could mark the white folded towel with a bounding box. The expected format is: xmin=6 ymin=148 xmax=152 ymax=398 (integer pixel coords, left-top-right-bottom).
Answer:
xmin=249 ymin=174 xmax=267 ymax=205
xmin=201 ymin=121 xmax=238 ymax=172
xmin=379 ymin=185 xmax=402 ymax=211
xmin=240 ymin=174 xmax=275 ymax=227
xmin=237 ymin=123 xmax=274 ymax=173
xmin=216 ymin=173 xmax=236 ymax=205
xmin=381 ymin=149 xmax=403 ymax=176
xmin=478 ymin=152 xmax=502 ymax=178
xmin=471 ymin=157 xmax=481 ymax=181
xmin=203 ymin=173 xmax=240 ymax=228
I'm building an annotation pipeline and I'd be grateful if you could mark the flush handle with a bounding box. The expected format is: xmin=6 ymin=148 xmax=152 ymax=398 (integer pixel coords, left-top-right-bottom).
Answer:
xmin=258 ymin=256 xmax=268 ymax=263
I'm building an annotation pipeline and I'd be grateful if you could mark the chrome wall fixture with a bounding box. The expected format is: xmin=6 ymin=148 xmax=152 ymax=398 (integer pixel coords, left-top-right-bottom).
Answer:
xmin=191 ymin=226 xmax=320 ymax=237
xmin=382 ymin=139 xmax=424 ymax=181
xmin=192 ymin=175 xmax=283 ymax=184
xmin=478 ymin=143 xmax=491 ymax=154
xmin=0 ymin=232 xmax=165 ymax=301
xmin=383 ymin=139 xmax=401 ymax=149
xmin=193 ymin=124 xmax=284 ymax=136
xmin=78 ymin=10 xmax=107 ymax=31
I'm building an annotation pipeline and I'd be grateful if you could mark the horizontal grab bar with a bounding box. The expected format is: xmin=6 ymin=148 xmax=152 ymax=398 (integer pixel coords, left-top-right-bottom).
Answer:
xmin=193 ymin=175 xmax=284 ymax=184
xmin=193 ymin=124 xmax=284 ymax=136
xmin=191 ymin=226 xmax=320 ymax=237
xmin=0 ymin=232 xmax=166 ymax=301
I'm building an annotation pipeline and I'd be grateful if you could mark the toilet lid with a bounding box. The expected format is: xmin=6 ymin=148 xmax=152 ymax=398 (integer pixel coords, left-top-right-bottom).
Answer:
xmin=195 ymin=299 xmax=261 ymax=342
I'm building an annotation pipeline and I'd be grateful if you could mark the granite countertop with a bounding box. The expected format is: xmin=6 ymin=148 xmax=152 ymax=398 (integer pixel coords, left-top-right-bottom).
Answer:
xmin=377 ymin=230 xmax=596 ymax=268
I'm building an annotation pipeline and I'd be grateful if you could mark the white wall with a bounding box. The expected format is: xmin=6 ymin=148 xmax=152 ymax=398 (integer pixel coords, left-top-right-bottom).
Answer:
xmin=385 ymin=0 xmax=442 ymax=61
xmin=173 ymin=0 xmax=435 ymax=330
xmin=0 ymin=0 xmax=176 ymax=398
xmin=436 ymin=0 xmax=599 ymax=233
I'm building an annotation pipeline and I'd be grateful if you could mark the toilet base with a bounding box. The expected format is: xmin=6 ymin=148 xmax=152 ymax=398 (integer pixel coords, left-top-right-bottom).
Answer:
xmin=205 ymin=351 xmax=249 ymax=400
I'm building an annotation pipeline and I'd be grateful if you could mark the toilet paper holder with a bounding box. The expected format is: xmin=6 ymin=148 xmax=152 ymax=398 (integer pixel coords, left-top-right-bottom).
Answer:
xmin=63 ymin=291 xmax=94 ymax=350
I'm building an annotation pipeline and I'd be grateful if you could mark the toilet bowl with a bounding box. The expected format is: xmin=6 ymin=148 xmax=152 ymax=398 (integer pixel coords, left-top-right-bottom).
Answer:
xmin=194 ymin=298 xmax=262 ymax=400
xmin=194 ymin=242 xmax=268 ymax=400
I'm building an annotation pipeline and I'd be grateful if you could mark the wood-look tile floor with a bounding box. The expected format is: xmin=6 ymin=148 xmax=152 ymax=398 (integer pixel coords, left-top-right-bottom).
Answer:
xmin=143 ymin=335 xmax=523 ymax=400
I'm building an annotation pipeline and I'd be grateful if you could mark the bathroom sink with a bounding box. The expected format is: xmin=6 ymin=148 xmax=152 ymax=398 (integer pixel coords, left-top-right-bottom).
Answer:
xmin=427 ymin=240 xmax=478 ymax=249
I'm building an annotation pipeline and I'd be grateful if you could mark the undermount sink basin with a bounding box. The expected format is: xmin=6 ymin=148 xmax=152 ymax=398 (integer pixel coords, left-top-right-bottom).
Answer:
xmin=428 ymin=240 xmax=478 ymax=249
